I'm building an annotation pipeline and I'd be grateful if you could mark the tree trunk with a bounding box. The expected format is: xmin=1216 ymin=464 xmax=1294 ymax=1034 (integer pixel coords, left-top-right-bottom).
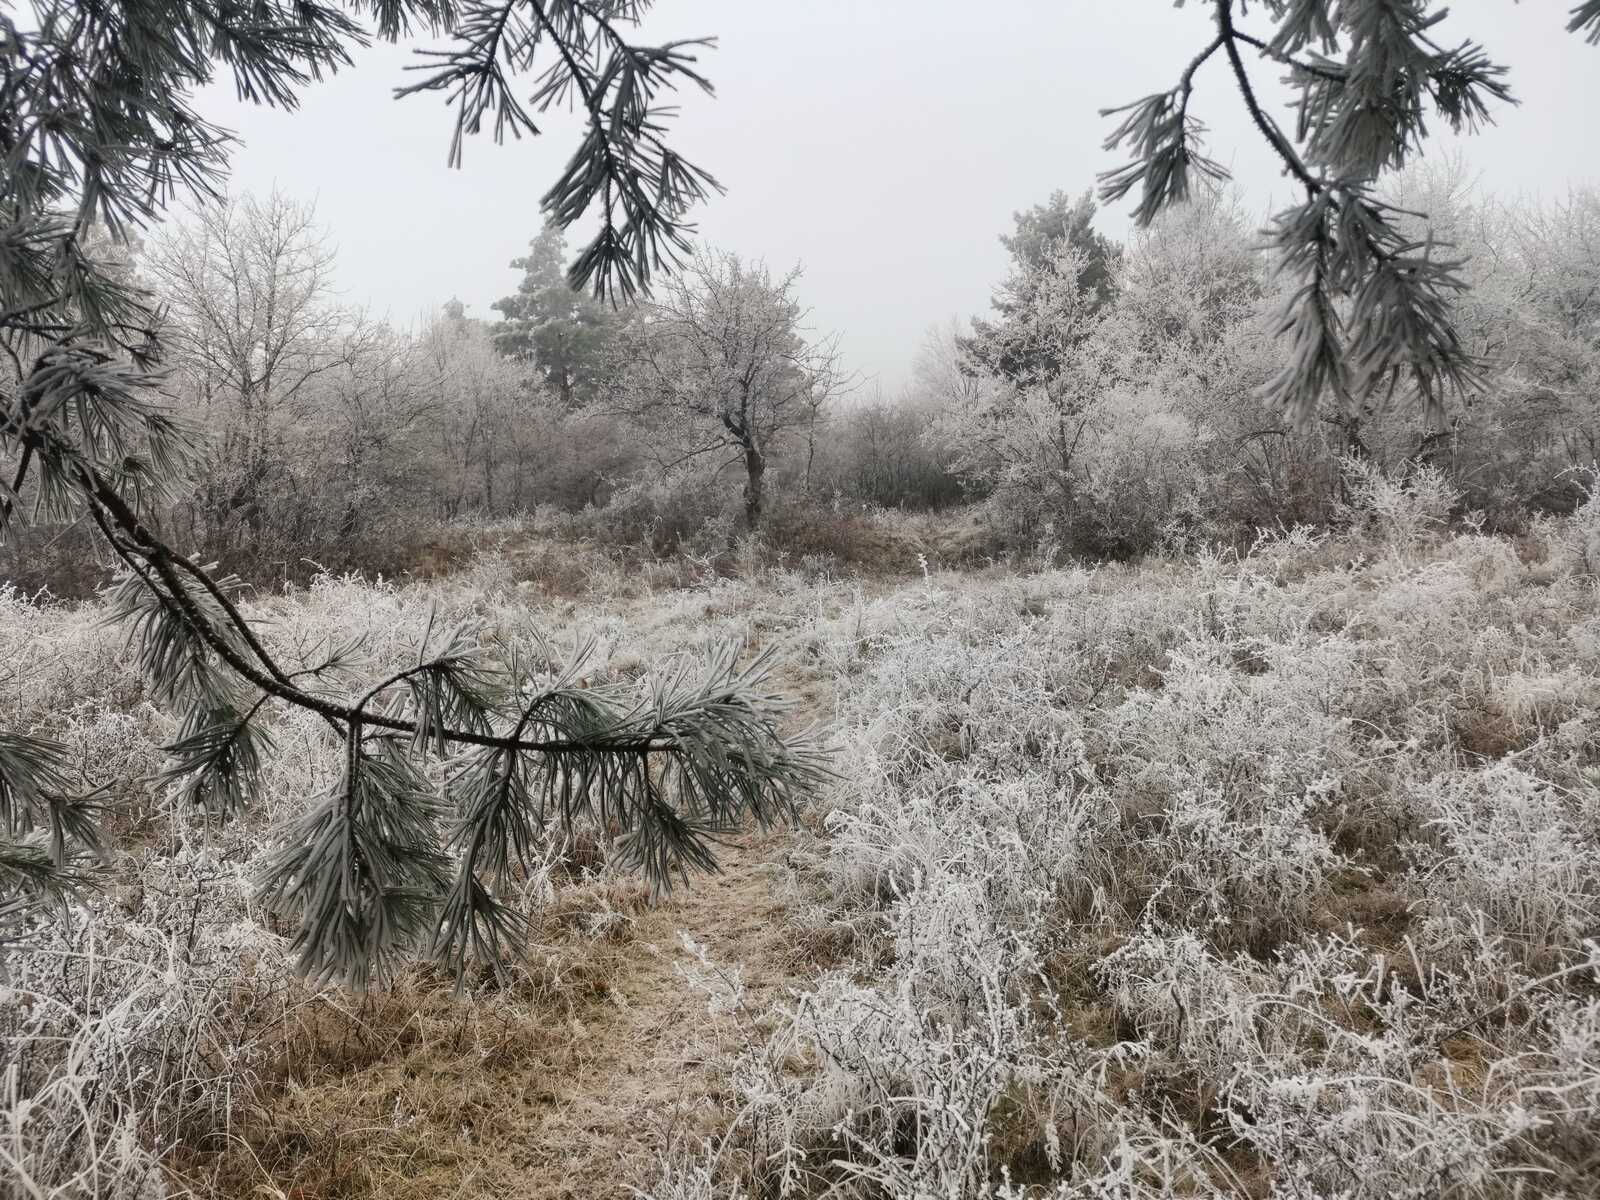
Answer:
xmin=804 ymin=410 xmax=818 ymax=496
xmin=743 ymin=444 xmax=766 ymax=529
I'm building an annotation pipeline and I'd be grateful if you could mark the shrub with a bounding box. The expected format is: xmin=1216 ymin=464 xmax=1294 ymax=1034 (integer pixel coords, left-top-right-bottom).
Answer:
xmin=677 ymin=500 xmax=1600 ymax=1196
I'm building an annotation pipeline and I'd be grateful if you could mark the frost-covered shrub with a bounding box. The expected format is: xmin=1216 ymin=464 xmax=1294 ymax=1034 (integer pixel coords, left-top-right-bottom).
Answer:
xmin=576 ymin=470 xmax=739 ymax=558
xmin=778 ymin=973 xmax=1032 ymax=1196
xmin=2 ymin=984 xmax=169 ymax=1200
xmin=1407 ymin=765 xmax=1599 ymax=969
xmin=1339 ymin=456 xmax=1461 ymax=554
xmin=688 ymin=511 xmax=1600 ymax=1197
xmin=1540 ymin=469 xmax=1600 ymax=580
xmin=3 ymin=833 xmax=291 ymax=1196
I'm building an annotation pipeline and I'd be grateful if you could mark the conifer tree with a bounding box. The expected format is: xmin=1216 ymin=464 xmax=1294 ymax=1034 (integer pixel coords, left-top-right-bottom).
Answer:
xmin=491 ymin=223 xmax=619 ymax=407
xmin=966 ymin=190 xmax=1122 ymax=389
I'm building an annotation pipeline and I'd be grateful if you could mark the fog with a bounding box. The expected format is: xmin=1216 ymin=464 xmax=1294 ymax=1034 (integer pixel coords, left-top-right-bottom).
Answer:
xmin=200 ymin=3 xmax=1600 ymax=393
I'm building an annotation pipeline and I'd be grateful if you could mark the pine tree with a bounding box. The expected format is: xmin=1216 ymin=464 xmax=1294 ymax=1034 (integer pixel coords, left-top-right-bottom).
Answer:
xmin=491 ymin=223 xmax=620 ymax=407
xmin=965 ymin=190 xmax=1122 ymax=388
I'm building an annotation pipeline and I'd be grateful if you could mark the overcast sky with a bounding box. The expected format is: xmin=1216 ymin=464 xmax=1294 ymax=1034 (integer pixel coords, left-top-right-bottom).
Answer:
xmin=199 ymin=1 xmax=1600 ymax=396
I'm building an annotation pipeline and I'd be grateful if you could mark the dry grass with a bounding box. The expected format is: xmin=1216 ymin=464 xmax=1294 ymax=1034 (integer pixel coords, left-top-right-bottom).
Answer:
xmin=167 ymin=834 xmax=802 ymax=1200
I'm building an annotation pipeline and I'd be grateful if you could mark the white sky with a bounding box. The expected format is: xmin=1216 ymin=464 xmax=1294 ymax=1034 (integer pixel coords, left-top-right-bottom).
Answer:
xmin=199 ymin=1 xmax=1600 ymax=395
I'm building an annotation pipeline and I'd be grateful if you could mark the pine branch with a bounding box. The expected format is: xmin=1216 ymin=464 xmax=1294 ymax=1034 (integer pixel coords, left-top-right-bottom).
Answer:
xmin=31 ymin=418 xmax=826 ymax=985
xmin=1573 ymin=1 xmax=1600 ymax=45
xmin=0 ymin=443 xmax=34 ymax=533
xmin=1097 ymin=1 xmax=1524 ymax=429
xmin=160 ymin=695 xmax=276 ymax=817
xmin=395 ymin=0 xmax=722 ymax=302
xmin=0 ymin=730 xmax=105 ymax=917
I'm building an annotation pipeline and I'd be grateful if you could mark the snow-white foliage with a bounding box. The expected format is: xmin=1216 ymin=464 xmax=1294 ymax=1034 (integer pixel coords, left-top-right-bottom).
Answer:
xmin=920 ymin=184 xmax=1600 ymax=556
xmin=700 ymin=504 xmax=1600 ymax=1197
xmin=1338 ymin=454 xmax=1461 ymax=554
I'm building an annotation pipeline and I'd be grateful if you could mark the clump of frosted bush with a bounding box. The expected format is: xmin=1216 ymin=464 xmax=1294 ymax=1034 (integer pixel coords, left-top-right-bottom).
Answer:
xmin=690 ymin=502 xmax=1600 ymax=1196
xmin=3 ymin=832 xmax=292 ymax=1196
xmin=1407 ymin=764 xmax=1599 ymax=970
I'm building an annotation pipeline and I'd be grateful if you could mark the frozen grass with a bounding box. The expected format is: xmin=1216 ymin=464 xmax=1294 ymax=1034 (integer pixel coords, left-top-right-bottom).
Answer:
xmin=660 ymin=483 xmax=1600 ymax=1199
xmin=0 ymin=537 xmax=864 ymax=1197
xmin=5 ymin=484 xmax=1600 ymax=1197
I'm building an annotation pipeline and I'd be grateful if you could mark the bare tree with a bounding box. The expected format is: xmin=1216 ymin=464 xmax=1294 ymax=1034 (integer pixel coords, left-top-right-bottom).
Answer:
xmin=316 ymin=322 xmax=438 ymax=538
xmin=417 ymin=303 xmax=532 ymax=519
xmin=144 ymin=192 xmax=353 ymax=546
xmin=614 ymin=250 xmax=848 ymax=528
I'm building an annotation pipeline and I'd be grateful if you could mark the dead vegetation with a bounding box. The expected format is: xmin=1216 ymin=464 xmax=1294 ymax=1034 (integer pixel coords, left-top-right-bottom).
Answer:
xmin=169 ymin=837 xmax=797 ymax=1200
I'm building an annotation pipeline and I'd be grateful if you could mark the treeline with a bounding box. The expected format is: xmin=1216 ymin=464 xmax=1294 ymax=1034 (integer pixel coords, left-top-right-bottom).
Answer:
xmin=0 ymin=193 xmax=961 ymax=592
xmin=5 ymin=169 xmax=1596 ymax=594
xmin=930 ymin=169 xmax=1600 ymax=558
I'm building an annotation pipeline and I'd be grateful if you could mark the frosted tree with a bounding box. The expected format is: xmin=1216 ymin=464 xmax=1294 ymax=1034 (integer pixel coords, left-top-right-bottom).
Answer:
xmin=612 ymin=250 xmax=847 ymax=528
xmin=491 ymin=222 xmax=621 ymax=407
xmin=143 ymin=192 xmax=355 ymax=547
xmin=965 ymin=189 xmax=1121 ymax=386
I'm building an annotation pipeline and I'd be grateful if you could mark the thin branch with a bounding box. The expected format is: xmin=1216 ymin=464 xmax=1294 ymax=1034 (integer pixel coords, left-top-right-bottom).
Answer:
xmin=0 ymin=443 xmax=34 ymax=531
xmin=1216 ymin=0 xmax=1322 ymax=197
xmin=1229 ymin=28 xmax=1345 ymax=81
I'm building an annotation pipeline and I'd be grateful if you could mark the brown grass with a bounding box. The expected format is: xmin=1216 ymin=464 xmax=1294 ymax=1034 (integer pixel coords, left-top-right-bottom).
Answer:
xmin=1451 ymin=705 xmax=1534 ymax=760
xmin=169 ymin=833 xmax=806 ymax=1200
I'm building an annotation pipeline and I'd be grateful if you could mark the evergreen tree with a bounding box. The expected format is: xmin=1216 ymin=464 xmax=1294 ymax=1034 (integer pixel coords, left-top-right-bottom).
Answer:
xmin=491 ymin=223 xmax=618 ymax=407
xmin=966 ymin=189 xmax=1121 ymax=386
xmin=997 ymin=191 xmax=1119 ymax=311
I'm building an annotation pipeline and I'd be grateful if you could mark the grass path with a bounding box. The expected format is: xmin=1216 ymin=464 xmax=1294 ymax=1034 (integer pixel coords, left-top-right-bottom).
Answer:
xmin=506 ymin=829 xmax=800 ymax=1199
xmin=480 ymin=591 xmax=883 ymax=1197
xmin=182 ymin=828 xmax=808 ymax=1200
